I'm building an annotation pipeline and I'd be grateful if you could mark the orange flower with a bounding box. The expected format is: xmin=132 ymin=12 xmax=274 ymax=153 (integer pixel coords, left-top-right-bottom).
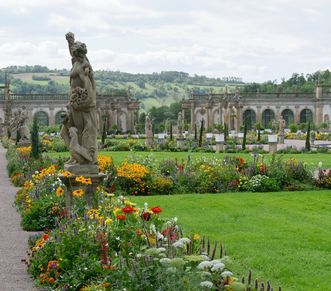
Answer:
xmin=48 ymin=277 xmax=55 ymax=284
xmin=116 ymin=214 xmax=126 ymax=220
xmin=72 ymin=189 xmax=84 ymax=197
xmin=56 ymin=186 xmax=64 ymax=197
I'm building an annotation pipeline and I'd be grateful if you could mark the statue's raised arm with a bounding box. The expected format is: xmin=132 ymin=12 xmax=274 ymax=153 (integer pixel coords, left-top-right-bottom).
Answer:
xmin=65 ymin=32 xmax=75 ymax=58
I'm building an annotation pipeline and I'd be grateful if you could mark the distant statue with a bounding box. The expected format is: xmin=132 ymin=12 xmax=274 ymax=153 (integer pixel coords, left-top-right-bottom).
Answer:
xmin=177 ymin=111 xmax=183 ymax=136
xmin=9 ymin=111 xmax=19 ymax=140
xmin=17 ymin=107 xmax=30 ymax=143
xmin=145 ymin=112 xmax=152 ymax=135
xmin=310 ymin=130 xmax=316 ymax=145
xmin=62 ymin=32 xmax=97 ymax=166
xmin=278 ymin=117 xmax=286 ymax=134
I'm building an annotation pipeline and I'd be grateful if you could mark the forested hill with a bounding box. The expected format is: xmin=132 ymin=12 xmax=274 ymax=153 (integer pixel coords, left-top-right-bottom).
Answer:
xmin=0 ymin=66 xmax=243 ymax=111
xmin=1 ymin=66 xmax=331 ymax=111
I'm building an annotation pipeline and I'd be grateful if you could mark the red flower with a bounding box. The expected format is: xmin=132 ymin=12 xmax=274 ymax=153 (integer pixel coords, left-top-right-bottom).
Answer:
xmin=116 ymin=214 xmax=126 ymax=220
xmin=122 ymin=206 xmax=134 ymax=214
xmin=151 ymin=206 xmax=162 ymax=214
xmin=141 ymin=212 xmax=151 ymax=221
xmin=42 ymin=233 xmax=49 ymax=241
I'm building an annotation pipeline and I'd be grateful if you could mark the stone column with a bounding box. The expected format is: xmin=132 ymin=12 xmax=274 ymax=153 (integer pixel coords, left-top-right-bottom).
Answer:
xmin=209 ymin=107 xmax=214 ymax=128
xmin=49 ymin=108 xmax=55 ymax=126
xmin=127 ymin=109 xmax=132 ymax=131
xmin=218 ymin=104 xmax=222 ymax=125
xmin=256 ymin=106 xmax=262 ymax=124
xmin=236 ymin=105 xmax=241 ymax=131
xmin=294 ymin=105 xmax=300 ymax=124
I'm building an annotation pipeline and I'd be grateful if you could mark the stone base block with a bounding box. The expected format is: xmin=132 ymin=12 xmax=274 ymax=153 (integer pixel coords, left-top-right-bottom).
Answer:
xmin=64 ymin=163 xmax=99 ymax=175
xmin=17 ymin=140 xmax=31 ymax=147
xmin=269 ymin=142 xmax=277 ymax=154
xmin=176 ymin=138 xmax=185 ymax=149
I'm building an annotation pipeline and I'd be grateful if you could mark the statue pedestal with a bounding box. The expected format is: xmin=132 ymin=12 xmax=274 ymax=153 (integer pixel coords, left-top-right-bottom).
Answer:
xmin=17 ymin=140 xmax=31 ymax=147
xmin=215 ymin=141 xmax=224 ymax=153
xmin=64 ymin=163 xmax=99 ymax=175
xmin=176 ymin=137 xmax=185 ymax=149
xmin=145 ymin=136 xmax=153 ymax=148
xmin=268 ymin=142 xmax=278 ymax=154
xmin=278 ymin=133 xmax=285 ymax=144
xmin=60 ymin=171 xmax=106 ymax=211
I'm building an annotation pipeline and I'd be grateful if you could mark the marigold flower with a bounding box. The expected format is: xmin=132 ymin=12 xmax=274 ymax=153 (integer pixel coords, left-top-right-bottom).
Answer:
xmin=151 ymin=206 xmax=162 ymax=214
xmin=72 ymin=189 xmax=84 ymax=197
xmin=56 ymin=186 xmax=64 ymax=197
xmin=193 ymin=234 xmax=200 ymax=241
xmin=48 ymin=277 xmax=55 ymax=284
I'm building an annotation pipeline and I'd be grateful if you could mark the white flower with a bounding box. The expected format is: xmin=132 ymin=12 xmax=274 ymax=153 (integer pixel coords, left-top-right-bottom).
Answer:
xmin=150 ymin=224 xmax=156 ymax=234
xmin=221 ymin=271 xmax=233 ymax=277
xmin=157 ymin=232 xmax=164 ymax=240
xmin=157 ymin=247 xmax=166 ymax=252
xmin=173 ymin=217 xmax=178 ymax=222
xmin=318 ymin=161 xmax=323 ymax=168
xmin=144 ymin=202 xmax=148 ymax=211
xmin=172 ymin=241 xmax=185 ymax=248
xmin=211 ymin=262 xmax=225 ymax=272
xmin=200 ymin=281 xmax=213 ymax=288
xmin=179 ymin=237 xmax=191 ymax=244
xmin=197 ymin=261 xmax=213 ymax=270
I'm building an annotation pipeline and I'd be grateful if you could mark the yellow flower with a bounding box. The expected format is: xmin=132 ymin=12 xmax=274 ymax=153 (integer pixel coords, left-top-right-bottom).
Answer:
xmin=82 ymin=178 xmax=92 ymax=185
xmin=72 ymin=189 xmax=84 ymax=197
xmin=113 ymin=207 xmax=122 ymax=216
xmin=193 ymin=234 xmax=200 ymax=241
xmin=56 ymin=186 xmax=64 ymax=197
xmin=75 ymin=176 xmax=85 ymax=182
xmin=105 ymin=217 xmax=113 ymax=225
xmin=63 ymin=171 xmax=72 ymax=177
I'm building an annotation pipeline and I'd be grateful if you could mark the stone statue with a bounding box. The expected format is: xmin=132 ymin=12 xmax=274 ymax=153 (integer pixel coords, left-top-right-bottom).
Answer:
xmin=310 ymin=130 xmax=316 ymax=145
xmin=177 ymin=111 xmax=183 ymax=136
xmin=278 ymin=117 xmax=286 ymax=134
xmin=62 ymin=32 xmax=98 ymax=170
xmin=17 ymin=107 xmax=30 ymax=145
xmin=145 ymin=112 xmax=152 ymax=135
xmin=9 ymin=111 xmax=19 ymax=140
xmin=145 ymin=112 xmax=153 ymax=147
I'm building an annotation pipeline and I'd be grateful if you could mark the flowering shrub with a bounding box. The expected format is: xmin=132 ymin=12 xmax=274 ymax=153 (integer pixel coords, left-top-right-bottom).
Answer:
xmin=26 ymin=192 xmax=250 ymax=290
xmin=117 ymin=162 xmax=151 ymax=195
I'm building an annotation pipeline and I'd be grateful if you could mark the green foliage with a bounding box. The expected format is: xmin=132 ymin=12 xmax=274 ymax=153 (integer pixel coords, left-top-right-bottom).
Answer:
xmin=289 ymin=123 xmax=298 ymax=133
xmin=242 ymin=121 xmax=247 ymax=150
xmin=31 ymin=117 xmax=41 ymax=159
xmin=305 ymin=122 xmax=311 ymax=151
xmin=198 ymin=120 xmax=204 ymax=147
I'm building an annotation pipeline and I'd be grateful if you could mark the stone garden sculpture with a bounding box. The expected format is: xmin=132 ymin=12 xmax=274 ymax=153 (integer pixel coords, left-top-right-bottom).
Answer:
xmin=61 ymin=32 xmax=98 ymax=172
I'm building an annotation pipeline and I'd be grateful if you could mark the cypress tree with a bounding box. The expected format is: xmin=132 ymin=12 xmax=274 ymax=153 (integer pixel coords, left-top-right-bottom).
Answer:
xmin=101 ymin=119 xmax=107 ymax=147
xmin=242 ymin=120 xmax=248 ymax=150
xmin=198 ymin=119 xmax=204 ymax=147
xmin=170 ymin=123 xmax=173 ymax=140
xmin=16 ymin=130 xmax=21 ymax=145
xmin=194 ymin=124 xmax=197 ymax=141
xmin=305 ymin=122 xmax=311 ymax=151
xmin=31 ymin=117 xmax=40 ymax=159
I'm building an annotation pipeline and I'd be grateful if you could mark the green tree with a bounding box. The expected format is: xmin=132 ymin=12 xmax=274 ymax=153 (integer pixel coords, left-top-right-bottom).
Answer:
xmin=305 ymin=122 xmax=311 ymax=151
xmin=30 ymin=117 xmax=40 ymax=159
xmin=198 ymin=120 xmax=204 ymax=147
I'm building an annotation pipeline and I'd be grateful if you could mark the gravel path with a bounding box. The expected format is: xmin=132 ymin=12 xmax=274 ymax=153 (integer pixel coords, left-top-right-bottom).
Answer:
xmin=0 ymin=144 xmax=35 ymax=290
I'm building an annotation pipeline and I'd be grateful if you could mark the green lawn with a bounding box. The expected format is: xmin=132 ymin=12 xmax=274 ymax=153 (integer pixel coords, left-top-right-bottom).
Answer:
xmin=130 ymin=191 xmax=331 ymax=291
xmin=47 ymin=150 xmax=331 ymax=168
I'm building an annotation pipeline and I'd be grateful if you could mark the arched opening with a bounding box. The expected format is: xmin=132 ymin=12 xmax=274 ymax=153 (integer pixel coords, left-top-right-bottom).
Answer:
xmin=262 ymin=109 xmax=275 ymax=128
xmin=243 ymin=109 xmax=256 ymax=130
xmin=300 ymin=109 xmax=313 ymax=124
xmin=281 ymin=109 xmax=294 ymax=126
xmin=55 ymin=111 xmax=66 ymax=125
xmin=34 ymin=111 xmax=49 ymax=126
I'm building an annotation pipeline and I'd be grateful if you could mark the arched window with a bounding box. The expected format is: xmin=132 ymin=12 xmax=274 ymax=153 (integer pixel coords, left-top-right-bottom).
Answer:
xmin=300 ymin=109 xmax=313 ymax=124
xmin=34 ymin=111 xmax=49 ymax=126
xmin=281 ymin=109 xmax=294 ymax=126
xmin=262 ymin=109 xmax=275 ymax=128
xmin=55 ymin=111 xmax=66 ymax=125
xmin=243 ymin=109 xmax=256 ymax=129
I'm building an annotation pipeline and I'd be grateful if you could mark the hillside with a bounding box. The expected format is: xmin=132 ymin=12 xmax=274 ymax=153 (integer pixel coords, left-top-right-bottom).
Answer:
xmin=2 ymin=66 xmax=243 ymax=112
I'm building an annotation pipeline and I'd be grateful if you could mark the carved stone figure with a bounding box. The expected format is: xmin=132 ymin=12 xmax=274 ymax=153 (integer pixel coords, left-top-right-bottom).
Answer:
xmin=145 ymin=112 xmax=152 ymax=136
xmin=177 ymin=111 xmax=183 ymax=136
xmin=278 ymin=117 xmax=286 ymax=134
xmin=17 ymin=107 xmax=30 ymax=144
xmin=63 ymin=32 xmax=98 ymax=168
xmin=310 ymin=130 xmax=316 ymax=145
xmin=9 ymin=111 xmax=19 ymax=140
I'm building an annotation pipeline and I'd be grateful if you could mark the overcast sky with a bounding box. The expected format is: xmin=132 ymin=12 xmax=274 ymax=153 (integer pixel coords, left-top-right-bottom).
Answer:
xmin=0 ymin=0 xmax=330 ymax=82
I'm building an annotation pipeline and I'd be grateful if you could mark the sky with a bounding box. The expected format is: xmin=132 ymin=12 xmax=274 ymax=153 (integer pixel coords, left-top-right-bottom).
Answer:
xmin=0 ymin=0 xmax=330 ymax=82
